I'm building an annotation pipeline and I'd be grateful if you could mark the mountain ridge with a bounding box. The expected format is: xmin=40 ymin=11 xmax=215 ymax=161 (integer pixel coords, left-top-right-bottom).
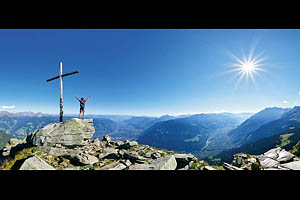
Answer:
xmin=217 ymin=106 xmax=300 ymax=163
xmin=227 ymin=107 xmax=290 ymax=147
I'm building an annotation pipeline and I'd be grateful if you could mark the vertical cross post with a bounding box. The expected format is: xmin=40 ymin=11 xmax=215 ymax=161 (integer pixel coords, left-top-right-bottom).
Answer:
xmin=59 ymin=62 xmax=63 ymax=122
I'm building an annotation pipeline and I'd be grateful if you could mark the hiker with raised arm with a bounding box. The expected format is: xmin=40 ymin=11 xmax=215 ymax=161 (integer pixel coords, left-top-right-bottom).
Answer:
xmin=75 ymin=96 xmax=90 ymax=119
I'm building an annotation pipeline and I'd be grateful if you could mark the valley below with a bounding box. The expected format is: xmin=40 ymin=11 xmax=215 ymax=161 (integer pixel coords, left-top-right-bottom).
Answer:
xmin=2 ymin=106 xmax=300 ymax=167
xmin=192 ymin=126 xmax=238 ymax=160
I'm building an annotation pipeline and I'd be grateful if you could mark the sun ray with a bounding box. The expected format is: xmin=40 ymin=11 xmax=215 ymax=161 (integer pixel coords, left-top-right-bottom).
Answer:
xmin=226 ymin=46 xmax=267 ymax=86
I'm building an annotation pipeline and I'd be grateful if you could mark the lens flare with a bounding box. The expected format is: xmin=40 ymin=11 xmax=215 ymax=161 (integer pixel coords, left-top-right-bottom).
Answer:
xmin=226 ymin=47 xmax=267 ymax=87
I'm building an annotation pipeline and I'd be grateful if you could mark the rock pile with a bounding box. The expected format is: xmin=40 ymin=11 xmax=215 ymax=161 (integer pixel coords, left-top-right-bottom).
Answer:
xmin=223 ymin=147 xmax=300 ymax=170
xmin=3 ymin=118 xmax=299 ymax=170
xmin=0 ymin=118 xmax=210 ymax=170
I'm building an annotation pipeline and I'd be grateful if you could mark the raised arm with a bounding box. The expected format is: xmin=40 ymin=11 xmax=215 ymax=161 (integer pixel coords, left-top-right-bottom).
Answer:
xmin=84 ymin=96 xmax=91 ymax=103
xmin=75 ymin=96 xmax=80 ymax=101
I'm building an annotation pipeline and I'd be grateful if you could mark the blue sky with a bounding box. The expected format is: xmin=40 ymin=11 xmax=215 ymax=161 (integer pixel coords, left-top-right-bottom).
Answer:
xmin=1 ymin=29 xmax=300 ymax=116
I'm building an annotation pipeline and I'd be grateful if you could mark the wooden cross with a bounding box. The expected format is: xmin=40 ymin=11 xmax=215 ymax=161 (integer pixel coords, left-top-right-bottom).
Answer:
xmin=46 ymin=61 xmax=79 ymax=122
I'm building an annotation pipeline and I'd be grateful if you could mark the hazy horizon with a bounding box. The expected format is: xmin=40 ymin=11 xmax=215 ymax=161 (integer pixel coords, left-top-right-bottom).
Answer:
xmin=2 ymin=106 xmax=294 ymax=118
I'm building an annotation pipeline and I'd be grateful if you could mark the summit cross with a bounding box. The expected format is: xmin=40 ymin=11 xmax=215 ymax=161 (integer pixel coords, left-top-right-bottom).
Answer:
xmin=46 ymin=61 xmax=79 ymax=122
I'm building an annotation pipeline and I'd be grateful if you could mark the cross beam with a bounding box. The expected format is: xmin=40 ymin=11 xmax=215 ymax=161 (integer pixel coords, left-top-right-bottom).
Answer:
xmin=46 ymin=70 xmax=79 ymax=82
xmin=47 ymin=62 xmax=79 ymax=122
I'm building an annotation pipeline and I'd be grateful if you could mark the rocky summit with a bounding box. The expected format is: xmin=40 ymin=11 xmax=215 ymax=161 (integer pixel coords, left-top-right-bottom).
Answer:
xmin=1 ymin=118 xmax=300 ymax=170
xmin=26 ymin=118 xmax=95 ymax=147
xmin=0 ymin=118 xmax=210 ymax=170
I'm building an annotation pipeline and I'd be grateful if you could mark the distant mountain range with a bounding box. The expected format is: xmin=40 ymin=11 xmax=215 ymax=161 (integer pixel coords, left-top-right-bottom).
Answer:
xmin=227 ymin=107 xmax=290 ymax=147
xmin=3 ymin=107 xmax=300 ymax=166
xmin=137 ymin=113 xmax=248 ymax=154
xmin=0 ymin=112 xmax=191 ymax=146
xmin=217 ymin=106 xmax=300 ymax=163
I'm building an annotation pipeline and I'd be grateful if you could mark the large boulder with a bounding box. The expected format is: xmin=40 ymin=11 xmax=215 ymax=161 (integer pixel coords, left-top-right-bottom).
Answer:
xmin=26 ymin=118 xmax=95 ymax=147
xmin=70 ymin=153 xmax=99 ymax=165
xmin=262 ymin=147 xmax=295 ymax=163
xmin=19 ymin=155 xmax=56 ymax=170
xmin=257 ymin=156 xmax=280 ymax=168
xmin=174 ymin=153 xmax=196 ymax=168
xmin=280 ymin=161 xmax=300 ymax=170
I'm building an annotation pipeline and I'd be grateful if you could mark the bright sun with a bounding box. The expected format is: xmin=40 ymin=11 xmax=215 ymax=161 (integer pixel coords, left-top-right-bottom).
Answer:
xmin=242 ymin=62 xmax=254 ymax=72
xmin=227 ymin=47 xmax=267 ymax=86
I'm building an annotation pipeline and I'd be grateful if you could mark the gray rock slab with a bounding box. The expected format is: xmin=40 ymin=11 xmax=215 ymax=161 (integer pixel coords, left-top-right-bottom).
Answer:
xmin=277 ymin=150 xmax=295 ymax=163
xmin=258 ymin=156 xmax=280 ymax=168
xmin=117 ymin=141 xmax=138 ymax=150
xmin=203 ymin=166 xmax=216 ymax=170
xmin=128 ymin=155 xmax=177 ymax=170
xmin=72 ymin=153 xmax=99 ymax=165
xmin=27 ymin=118 xmax=95 ymax=147
xmin=223 ymin=163 xmax=244 ymax=170
xmin=123 ymin=151 xmax=147 ymax=162
xmin=280 ymin=161 xmax=300 ymax=170
xmin=19 ymin=155 xmax=56 ymax=170
xmin=263 ymin=147 xmax=281 ymax=160
xmin=97 ymin=161 xmax=126 ymax=170
xmin=174 ymin=153 xmax=196 ymax=163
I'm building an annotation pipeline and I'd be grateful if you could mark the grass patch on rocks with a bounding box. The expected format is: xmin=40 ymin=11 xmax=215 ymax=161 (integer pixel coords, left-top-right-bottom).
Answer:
xmin=0 ymin=147 xmax=43 ymax=170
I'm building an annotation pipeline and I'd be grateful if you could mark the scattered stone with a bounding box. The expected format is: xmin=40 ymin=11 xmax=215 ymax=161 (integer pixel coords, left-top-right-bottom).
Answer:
xmin=123 ymin=151 xmax=147 ymax=163
xmin=144 ymin=151 xmax=153 ymax=158
xmin=108 ymin=162 xmax=127 ymax=170
xmin=117 ymin=141 xmax=138 ymax=150
xmin=223 ymin=162 xmax=244 ymax=170
xmin=93 ymin=138 xmax=100 ymax=146
xmin=71 ymin=153 xmax=99 ymax=165
xmin=2 ymin=146 xmax=12 ymax=156
xmin=151 ymin=152 xmax=161 ymax=159
xmin=19 ymin=155 xmax=56 ymax=170
xmin=128 ymin=155 xmax=177 ymax=170
xmin=120 ymin=159 xmax=132 ymax=167
xmin=174 ymin=153 xmax=195 ymax=163
xmin=97 ymin=161 xmax=126 ymax=170
xmin=102 ymin=135 xmax=111 ymax=143
xmin=177 ymin=165 xmax=189 ymax=170
xmin=62 ymin=167 xmax=80 ymax=170
xmin=8 ymin=138 xmax=24 ymax=146
xmin=203 ymin=166 xmax=216 ymax=170
xmin=232 ymin=153 xmax=250 ymax=167
xmin=114 ymin=141 xmax=124 ymax=146
xmin=55 ymin=144 xmax=62 ymax=148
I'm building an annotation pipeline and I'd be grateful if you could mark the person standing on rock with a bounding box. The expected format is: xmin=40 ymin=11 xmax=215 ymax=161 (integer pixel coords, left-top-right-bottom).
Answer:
xmin=75 ymin=96 xmax=90 ymax=119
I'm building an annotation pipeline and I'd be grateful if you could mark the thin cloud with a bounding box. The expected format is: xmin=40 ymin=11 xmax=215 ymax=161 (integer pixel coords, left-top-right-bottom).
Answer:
xmin=2 ymin=105 xmax=16 ymax=109
xmin=283 ymin=101 xmax=288 ymax=104
xmin=298 ymin=91 xmax=300 ymax=95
